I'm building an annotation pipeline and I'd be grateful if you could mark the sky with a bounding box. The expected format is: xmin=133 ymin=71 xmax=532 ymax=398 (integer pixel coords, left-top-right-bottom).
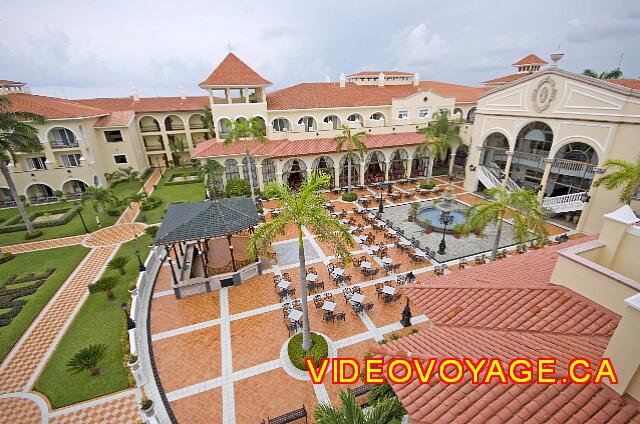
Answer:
xmin=2 ymin=0 xmax=639 ymax=99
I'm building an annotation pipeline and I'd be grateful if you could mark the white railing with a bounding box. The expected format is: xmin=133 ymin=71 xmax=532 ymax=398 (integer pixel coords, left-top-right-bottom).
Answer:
xmin=542 ymin=191 xmax=587 ymax=213
xmin=477 ymin=165 xmax=501 ymax=189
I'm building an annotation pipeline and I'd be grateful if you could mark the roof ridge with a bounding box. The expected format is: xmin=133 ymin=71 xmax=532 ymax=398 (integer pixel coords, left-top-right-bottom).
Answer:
xmin=431 ymin=323 xmax=614 ymax=340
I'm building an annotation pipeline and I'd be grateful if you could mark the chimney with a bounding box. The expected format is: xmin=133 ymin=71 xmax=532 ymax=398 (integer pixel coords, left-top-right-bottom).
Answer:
xmin=179 ymin=86 xmax=187 ymax=100
xmin=339 ymin=72 xmax=346 ymax=88
xmin=131 ymin=86 xmax=140 ymax=101
xmin=325 ymin=75 xmax=331 ymax=83
xmin=413 ymin=72 xmax=420 ymax=86
xmin=378 ymin=72 xmax=385 ymax=87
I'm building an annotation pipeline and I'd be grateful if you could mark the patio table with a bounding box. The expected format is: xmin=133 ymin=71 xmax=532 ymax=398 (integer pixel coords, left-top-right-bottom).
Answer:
xmin=306 ymin=273 xmax=318 ymax=282
xmin=400 ymin=240 xmax=411 ymax=246
xmin=341 ymin=219 xmax=350 ymax=224
xmin=350 ymin=293 xmax=365 ymax=304
xmin=415 ymin=251 xmax=427 ymax=258
xmin=387 ymin=229 xmax=397 ymax=235
xmin=360 ymin=261 xmax=372 ymax=269
xmin=368 ymin=246 xmax=380 ymax=253
xmin=288 ymin=309 xmax=303 ymax=321
xmin=382 ymin=286 xmax=396 ymax=295
xmin=277 ymin=280 xmax=291 ymax=290
xmin=322 ymin=301 xmax=337 ymax=312
xmin=381 ymin=257 xmax=392 ymax=265
xmin=332 ymin=268 xmax=344 ymax=276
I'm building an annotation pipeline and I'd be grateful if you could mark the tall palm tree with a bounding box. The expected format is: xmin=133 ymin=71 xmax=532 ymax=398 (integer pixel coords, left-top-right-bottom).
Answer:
xmin=0 ymin=95 xmax=46 ymax=235
xmin=314 ymin=389 xmax=405 ymax=424
xmin=248 ymin=171 xmax=353 ymax=350
xmin=593 ymin=155 xmax=640 ymax=205
xmin=333 ymin=125 xmax=368 ymax=193
xmin=418 ymin=111 xmax=461 ymax=184
xmin=199 ymin=159 xmax=225 ymax=197
xmin=82 ymin=186 xmax=117 ymax=215
xmin=583 ymin=68 xmax=624 ymax=80
xmin=462 ymin=186 xmax=548 ymax=261
xmin=201 ymin=105 xmax=216 ymax=139
xmin=224 ymin=117 xmax=267 ymax=202
xmin=168 ymin=136 xmax=185 ymax=166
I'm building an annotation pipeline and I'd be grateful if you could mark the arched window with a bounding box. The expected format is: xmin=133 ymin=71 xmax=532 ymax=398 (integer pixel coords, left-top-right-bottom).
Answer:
xmin=272 ymin=118 xmax=290 ymax=132
xmin=262 ymin=159 xmax=276 ymax=184
xmin=283 ymin=158 xmax=308 ymax=189
xmin=242 ymin=156 xmax=257 ymax=185
xmin=164 ymin=115 xmax=184 ymax=131
xmin=139 ymin=116 xmax=160 ymax=132
xmin=297 ymin=116 xmax=316 ymax=132
xmin=312 ymin=156 xmax=335 ymax=187
xmin=339 ymin=153 xmax=360 ymax=187
xmin=389 ymin=149 xmax=408 ymax=180
xmin=189 ymin=114 xmax=205 ymax=129
xmin=323 ymin=115 xmax=341 ymax=130
xmin=218 ymin=118 xmax=232 ymax=138
xmin=225 ymin=159 xmax=240 ymax=181
xmin=480 ymin=133 xmax=509 ymax=171
xmin=466 ymin=107 xmax=476 ymax=124
xmin=49 ymin=127 xmax=77 ymax=148
xmin=346 ymin=113 xmax=364 ymax=126
xmin=369 ymin=112 xmax=385 ymax=121
xmin=364 ymin=151 xmax=386 ymax=183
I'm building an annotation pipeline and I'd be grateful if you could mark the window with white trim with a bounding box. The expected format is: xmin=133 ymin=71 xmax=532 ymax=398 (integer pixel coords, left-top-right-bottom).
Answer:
xmin=396 ymin=109 xmax=408 ymax=119
xmin=60 ymin=154 xmax=82 ymax=167
xmin=272 ymin=118 xmax=290 ymax=132
xmin=113 ymin=154 xmax=128 ymax=164
xmin=418 ymin=108 xmax=430 ymax=118
xmin=50 ymin=128 xmax=77 ymax=146
xmin=104 ymin=130 xmax=124 ymax=142
xmin=27 ymin=156 xmax=48 ymax=170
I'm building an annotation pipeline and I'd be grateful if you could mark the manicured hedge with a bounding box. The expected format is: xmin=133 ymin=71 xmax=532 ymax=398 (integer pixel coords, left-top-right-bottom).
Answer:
xmin=287 ymin=332 xmax=329 ymax=371
xmin=164 ymin=178 xmax=203 ymax=186
xmin=341 ymin=192 xmax=358 ymax=202
xmin=0 ymin=208 xmax=78 ymax=234
xmin=140 ymin=197 xmax=162 ymax=211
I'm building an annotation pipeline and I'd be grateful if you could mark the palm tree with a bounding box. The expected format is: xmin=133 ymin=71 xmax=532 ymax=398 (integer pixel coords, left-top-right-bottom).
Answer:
xmin=0 ymin=95 xmax=46 ymax=235
xmin=248 ymin=171 xmax=353 ymax=350
xmin=462 ymin=186 xmax=548 ymax=261
xmin=418 ymin=111 xmax=461 ymax=184
xmin=168 ymin=136 xmax=185 ymax=166
xmin=593 ymin=155 xmax=640 ymax=205
xmin=89 ymin=275 xmax=119 ymax=300
xmin=66 ymin=344 xmax=107 ymax=376
xmin=224 ymin=117 xmax=267 ymax=202
xmin=82 ymin=187 xmax=117 ymax=215
xmin=333 ymin=125 xmax=368 ymax=193
xmin=118 ymin=166 xmax=141 ymax=182
xmin=314 ymin=389 xmax=405 ymax=424
xmin=583 ymin=68 xmax=624 ymax=80
xmin=201 ymin=105 xmax=216 ymax=139
xmin=199 ymin=159 xmax=224 ymax=197
xmin=107 ymin=256 xmax=129 ymax=275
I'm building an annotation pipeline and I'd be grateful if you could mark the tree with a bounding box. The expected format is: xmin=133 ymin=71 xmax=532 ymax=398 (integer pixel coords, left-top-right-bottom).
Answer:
xmin=201 ymin=105 xmax=216 ymax=139
xmin=314 ymin=389 xmax=405 ymax=424
xmin=107 ymin=256 xmax=129 ymax=275
xmin=461 ymin=186 xmax=548 ymax=261
xmin=127 ymin=191 xmax=148 ymax=204
xmin=225 ymin=179 xmax=251 ymax=197
xmin=593 ymin=155 xmax=640 ymax=205
xmin=418 ymin=111 xmax=462 ymax=184
xmin=0 ymin=95 xmax=46 ymax=235
xmin=582 ymin=68 xmax=624 ymax=80
xmin=90 ymin=275 xmax=119 ymax=300
xmin=66 ymin=344 xmax=107 ymax=376
xmin=168 ymin=136 xmax=185 ymax=166
xmin=224 ymin=117 xmax=267 ymax=202
xmin=199 ymin=159 xmax=224 ymax=196
xmin=334 ymin=125 xmax=368 ymax=193
xmin=248 ymin=171 xmax=353 ymax=350
xmin=118 ymin=167 xmax=141 ymax=182
xmin=82 ymin=187 xmax=117 ymax=215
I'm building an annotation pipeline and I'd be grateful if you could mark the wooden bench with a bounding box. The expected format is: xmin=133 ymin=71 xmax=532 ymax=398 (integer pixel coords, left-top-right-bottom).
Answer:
xmin=267 ymin=404 xmax=307 ymax=424
xmin=351 ymin=384 xmax=372 ymax=397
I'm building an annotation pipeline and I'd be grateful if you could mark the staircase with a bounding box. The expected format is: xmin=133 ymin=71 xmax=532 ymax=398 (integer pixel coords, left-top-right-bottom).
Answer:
xmin=477 ymin=165 xmax=520 ymax=191
xmin=542 ymin=192 xmax=587 ymax=213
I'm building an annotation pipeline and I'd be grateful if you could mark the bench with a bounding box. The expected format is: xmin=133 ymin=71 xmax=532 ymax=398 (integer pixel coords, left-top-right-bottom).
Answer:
xmin=267 ymin=404 xmax=307 ymax=424
xmin=351 ymin=384 xmax=372 ymax=397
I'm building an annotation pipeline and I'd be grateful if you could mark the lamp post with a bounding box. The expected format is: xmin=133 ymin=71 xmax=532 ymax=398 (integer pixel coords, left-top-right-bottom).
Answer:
xmin=438 ymin=211 xmax=453 ymax=255
xmin=121 ymin=302 xmax=136 ymax=330
xmin=377 ymin=185 xmax=384 ymax=214
xmin=74 ymin=201 xmax=88 ymax=233
xmin=133 ymin=232 xmax=146 ymax=271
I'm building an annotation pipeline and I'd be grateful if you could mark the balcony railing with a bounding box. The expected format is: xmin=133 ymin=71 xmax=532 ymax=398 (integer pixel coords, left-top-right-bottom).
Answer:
xmin=165 ymin=124 xmax=185 ymax=131
xmin=144 ymin=144 xmax=165 ymax=151
xmin=189 ymin=123 xmax=206 ymax=129
xmin=50 ymin=141 xmax=80 ymax=149
xmin=140 ymin=125 xmax=160 ymax=132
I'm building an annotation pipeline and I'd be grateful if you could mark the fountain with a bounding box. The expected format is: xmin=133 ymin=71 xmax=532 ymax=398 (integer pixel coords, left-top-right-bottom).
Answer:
xmin=415 ymin=179 xmax=466 ymax=231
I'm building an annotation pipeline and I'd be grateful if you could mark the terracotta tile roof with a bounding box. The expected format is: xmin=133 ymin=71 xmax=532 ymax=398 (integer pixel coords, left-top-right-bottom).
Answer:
xmin=608 ymin=79 xmax=640 ymax=90
xmin=347 ymin=71 xmax=414 ymax=77
xmin=93 ymin=110 xmax=135 ymax=128
xmin=6 ymin=93 xmax=107 ymax=119
xmin=192 ymin=132 xmax=426 ymax=160
xmin=374 ymin=239 xmax=640 ymax=423
xmin=483 ymin=73 xmax=529 ymax=85
xmin=199 ymin=53 xmax=272 ymax=87
xmin=76 ymin=96 xmax=209 ymax=114
xmin=266 ymin=81 xmax=486 ymax=110
xmin=0 ymin=79 xmax=25 ymax=87
xmin=513 ymin=54 xmax=548 ymax=66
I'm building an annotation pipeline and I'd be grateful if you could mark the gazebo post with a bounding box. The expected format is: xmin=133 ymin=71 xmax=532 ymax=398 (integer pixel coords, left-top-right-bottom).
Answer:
xmin=167 ymin=256 xmax=181 ymax=299
xmin=172 ymin=244 xmax=181 ymax=269
xmin=227 ymin=234 xmax=237 ymax=272
xmin=178 ymin=242 xmax=184 ymax=256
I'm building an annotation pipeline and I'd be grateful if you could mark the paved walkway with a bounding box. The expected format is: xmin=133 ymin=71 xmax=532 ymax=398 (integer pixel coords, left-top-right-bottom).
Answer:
xmin=0 ymin=169 xmax=161 ymax=423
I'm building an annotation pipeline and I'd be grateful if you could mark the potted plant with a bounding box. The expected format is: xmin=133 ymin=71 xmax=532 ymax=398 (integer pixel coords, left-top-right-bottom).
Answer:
xmin=140 ymin=397 xmax=154 ymax=417
xmin=423 ymin=219 xmax=433 ymax=233
xmin=453 ymin=224 xmax=464 ymax=239
xmin=408 ymin=203 xmax=420 ymax=222
xmin=128 ymin=280 xmax=138 ymax=295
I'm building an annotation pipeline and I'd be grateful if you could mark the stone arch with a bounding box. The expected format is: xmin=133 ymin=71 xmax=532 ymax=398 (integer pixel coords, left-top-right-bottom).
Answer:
xmin=25 ymin=182 xmax=54 ymax=200
xmin=389 ymin=148 xmax=409 ymax=180
xmin=339 ymin=153 xmax=360 ymax=187
xmin=224 ymin=158 xmax=240 ymax=181
xmin=282 ymin=158 xmax=308 ymax=189
xmin=322 ymin=114 xmax=341 ymax=130
xmin=138 ymin=115 xmax=161 ymax=132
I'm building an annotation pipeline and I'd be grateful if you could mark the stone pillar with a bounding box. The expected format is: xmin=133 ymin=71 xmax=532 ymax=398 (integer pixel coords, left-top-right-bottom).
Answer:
xmin=501 ymin=151 xmax=514 ymax=188
xmin=359 ymin=163 xmax=365 ymax=186
xmin=276 ymin=172 xmax=283 ymax=184
xmin=448 ymin=150 xmax=456 ymax=175
xmin=256 ymin=165 xmax=264 ymax=189
xmin=384 ymin=161 xmax=390 ymax=181
xmin=333 ymin=166 xmax=339 ymax=189
xmin=537 ymin=158 xmax=555 ymax=202
xmin=408 ymin=157 xmax=414 ymax=178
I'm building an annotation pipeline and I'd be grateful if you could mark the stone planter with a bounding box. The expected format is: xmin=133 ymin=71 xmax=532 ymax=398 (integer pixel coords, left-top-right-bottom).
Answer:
xmin=142 ymin=404 xmax=154 ymax=418
xmin=128 ymin=358 xmax=144 ymax=386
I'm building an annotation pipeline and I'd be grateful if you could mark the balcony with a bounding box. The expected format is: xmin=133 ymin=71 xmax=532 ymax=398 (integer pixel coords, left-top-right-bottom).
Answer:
xmin=144 ymin=143 xmax=165 ymax=152
xmin=50 ymin=141 xmax=80 ymax=149
xmin=140 ymin=125 xmax=161 ymax=133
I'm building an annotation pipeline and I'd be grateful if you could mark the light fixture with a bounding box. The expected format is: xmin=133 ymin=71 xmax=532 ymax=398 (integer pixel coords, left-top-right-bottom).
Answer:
xmin=580 ymin=193 xmax=591 ymax=203
xmin=469 ymin=165 xmax=476 ymax=171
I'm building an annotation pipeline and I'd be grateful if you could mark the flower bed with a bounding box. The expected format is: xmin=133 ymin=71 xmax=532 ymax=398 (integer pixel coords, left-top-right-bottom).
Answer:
xmin=0 ymin=208 xmax=78 ymax=233
xmin=287 ymin=332 xmax=328 ymax=371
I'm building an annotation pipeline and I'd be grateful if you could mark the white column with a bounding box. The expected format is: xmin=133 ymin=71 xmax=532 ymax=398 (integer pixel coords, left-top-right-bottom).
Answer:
xmin=501 ymin=151 xmax=514 ymax=188
xmin=256 ymin=164 xmax=264 ymax=189
xmin=537 ymin=158 xmax=554 ymax=202
xmin=384 ymin=161 xmax=390 ymax=181
xmin=359 ymin=163 xmax=365 ymax=186
xmin=448 ymin=151 xmax=456 ymax=175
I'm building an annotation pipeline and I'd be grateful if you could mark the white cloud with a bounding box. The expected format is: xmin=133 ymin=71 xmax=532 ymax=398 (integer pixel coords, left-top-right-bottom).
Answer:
xmin=386 ymin=23 xmax=450 ymax=68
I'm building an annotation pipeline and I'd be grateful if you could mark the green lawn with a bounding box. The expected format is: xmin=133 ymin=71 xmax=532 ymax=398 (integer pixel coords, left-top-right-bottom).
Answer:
xmin=0 ymin=180 xmax=142 ymax=247
xmin=138 ymin=167 xmax=205 ymax=224
xmin=0 ymin=246 xmax=89 ymax=361
xmin=34 ymin=234 xmax=153 ymax=408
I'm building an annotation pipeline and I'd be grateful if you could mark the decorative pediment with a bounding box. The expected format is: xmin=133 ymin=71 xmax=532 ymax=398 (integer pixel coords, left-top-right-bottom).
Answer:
xmin=562 ymin=82 xmax=624 ymax=111
xmin=484 ymin=89 xmax=526 ymax=110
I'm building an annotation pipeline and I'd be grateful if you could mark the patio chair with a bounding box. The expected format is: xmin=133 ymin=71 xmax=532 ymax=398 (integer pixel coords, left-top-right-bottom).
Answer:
xmin=327 ymin=263 xmax=335 ymax=273
xmin=352 ymin=286 xmax=362 ymax=294
xmin=363 ymin=302 xmax=374 ymax=312
xmin=323 ymin=292 xmax=333 ymax=301
xmin=282 ymin=273 xmax=291 ymax=282
xmin=292 ymin=299 xmax=302 ymax=307
xmin=352 ymin=303 xmax=364 ymax=314
xmin=396 ymin=275 xmax=406 ymax=286
xmin=316 ymin=281 xmax=325 ymax=291
xmin=335 ymin=312 xmax=346 ymax=322
xmin=287 ymin=287 xmax=296 ymax=298
xmin=323 ymin=312 xmax=335 ymax=323
xmin=392 ymin=294 xmax=402 ymax=302
xmin=458 ymin=258 xmax=468 ymax=269
xmin=287 ymin=322 xmax=298 ymax=337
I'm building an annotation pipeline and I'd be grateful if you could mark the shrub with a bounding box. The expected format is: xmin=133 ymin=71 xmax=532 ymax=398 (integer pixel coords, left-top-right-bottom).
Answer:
xmin=66 ymin=344 xmax=107 ymax=376
xmin=140 ymin=397 xmax=153 ymax=410
xmin=141 ymin=197 xmax=162 ymax=211
xmin=106 ymin=205 xmax=124 ymax=217
xmin=18 ymin=195 xmax=26 ymax=202
xmin=287 ymin=333 xmax=328 ymax=371
xmin=107 ymin=256 xmax=129 ymax=275
xmin=225 ymin=179 xmax=251 ymax=197
xmin=0 ymin=252 xmax=15 ymax=264
xmin=0 ymin=208 xmax=78 ymax=234
xmin=420 ymin=182 xmax=436 ymax=190
xmin=53 ymin=190 xmax=64 ymax=199
xmin=144 ymin=226 xmax=159 ymax=238
xmin=341 ymin=192 xmax=358 ymax=202
xmin=377 ymin=339 xmax=388 ymax=345
xmin=389 ymin=333 xmax=400 ymax=341
xmin=409 ymin=328 xmax=419 ymax=334
xmin=90 ymin=275 xmax=119 ymax=300
xmin=24 ymin=230 xmax=43 ymax=240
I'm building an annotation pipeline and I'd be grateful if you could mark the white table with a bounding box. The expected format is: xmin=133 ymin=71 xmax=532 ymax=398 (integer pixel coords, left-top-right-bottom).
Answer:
xmin=369 ymin=245 xmax=380 ymax=253
xmin=306 ymin=273 xmax=318 ymax=282
xmin=350 ymin=293 xmax=365 ymax=304
xmin=367 ymin=213 xmax=375 ymax=219
xmin=381 ymin=257 xmax=392 ymax=265
xmin=288 ymin=309 xmax=303 ymax=321
xmin=415 ymin=251 xmax=427 ymax=258
xmin=357 ymin=235 xmax=368 ymax=243
xmin=322 ymin=301 xmax=337 ymax=312
xmin=387 ymin=229 xmax=397 ymax=235
xmin=332 ymin=268 xmax=344 ymax=276
xmin=277 ymin=280 xmax=290 ymax=290
xmin=341 ymin=219 xmax=350 ymax=224
xmin=360 ymin=261 xmax=372 ymax=269
xmin=400 ymin=240 xmax=411 ymax=246
xmin=382 ymin=286 xmax=396 ymax=295
xmin=376 ymin=220 xmax=386 ymax=226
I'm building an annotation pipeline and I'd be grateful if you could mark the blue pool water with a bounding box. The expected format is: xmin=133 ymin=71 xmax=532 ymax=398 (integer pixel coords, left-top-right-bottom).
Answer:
xmin=416 ymin=208 xmax=467 ymax=230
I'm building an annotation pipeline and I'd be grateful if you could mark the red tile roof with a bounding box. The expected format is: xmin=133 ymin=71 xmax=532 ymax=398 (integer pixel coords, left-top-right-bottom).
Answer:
xmin=76 ymin=96 xmax=209 ymax=114
xmin=6 ymin=93 xmax=107 ymax=119
xmin=93 ymin=110 xmax=135 ymax=128
xmin=608 ymin=79 xmax=640 ymax=90
xmin=483 ymin=73 xmax=529 ymax=85
xmin=513 ymin=54 xmax=548 ymax=66
xmin=199 ymin=53 xmax=272 ymax=87
xmin=374 ymin=239 xmax=640 ymax=423
xmin=266 ymin=81 xmax=487 ymax=110
xmin=192 ymin=132 xmax=426 ymax=160
xmin=347 ymin=71 xmax=414 ymax=77
xmin=0 ymin=79 xmax=25 ymax=87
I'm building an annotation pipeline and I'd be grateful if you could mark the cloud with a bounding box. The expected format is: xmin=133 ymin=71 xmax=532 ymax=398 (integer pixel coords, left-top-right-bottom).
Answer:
xmin=386 ymin=23 xmax=450 ymax=68
xmin=566 ymin=15 xmax=640 ymax=43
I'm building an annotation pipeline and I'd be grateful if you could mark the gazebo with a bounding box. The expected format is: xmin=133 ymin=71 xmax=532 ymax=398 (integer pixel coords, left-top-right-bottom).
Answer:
xmin=155 ymin=198 xmax=262 ymax=298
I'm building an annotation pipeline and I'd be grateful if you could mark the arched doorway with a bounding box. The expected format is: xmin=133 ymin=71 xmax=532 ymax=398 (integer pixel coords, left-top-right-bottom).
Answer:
xmin=224 ymin=159 xmax=240 ymax=181
xmin=480 ymin=133 xmax=509 ymax=173
xmin=312 ymin=156 xmax=335 ymax=188
xmin=0 ymin=187 xmax=13 ymax=206
xmin=62 ymin=179 xmax=88 ymax=200
xmin=411 ymin=146 xmax=430 ymax=178
xmin=242 ymin=156 xmax=257 ymax=187
xmin=283 ymin=158 xmax=307 ymax=190
xmin=508 ymin=122 xmax=553 ymax=191
xmin=364 ymin=151 xmax=386 ymax=184
xmin=261 ymin=159 xmax=277 ymax=185
xmin=388 ymin=149 xmax=408 ymax=180
xmin=26 ymin=183 xmax=54 ymax=202
xmin=339 ymin=154 xmax=360 ymax=188
xmin=452 ymin=145 xmax=469 ymax=178
xmin=546 ymin=142 xmax=599 ymax=197
xmin=466 ymin=107 xmax=476 ymax=124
